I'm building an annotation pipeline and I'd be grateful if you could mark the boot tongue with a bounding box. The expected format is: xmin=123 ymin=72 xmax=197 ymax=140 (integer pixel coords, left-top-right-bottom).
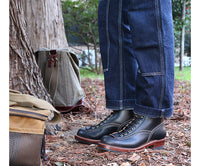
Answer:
xmin=111 ymin=114 xmax=144 ymax=138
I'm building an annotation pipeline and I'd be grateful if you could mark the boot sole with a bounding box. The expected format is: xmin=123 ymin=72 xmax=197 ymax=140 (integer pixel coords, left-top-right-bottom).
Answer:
xmin=98 ymin=139 xmax=165 ymax=152
xmin=75 ymin=135 xmax=100 ymax=145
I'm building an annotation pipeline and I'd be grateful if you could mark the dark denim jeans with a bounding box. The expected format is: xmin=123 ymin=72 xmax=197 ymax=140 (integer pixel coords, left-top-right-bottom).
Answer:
xmin=98 ymin=0 xmax=174 ymax=118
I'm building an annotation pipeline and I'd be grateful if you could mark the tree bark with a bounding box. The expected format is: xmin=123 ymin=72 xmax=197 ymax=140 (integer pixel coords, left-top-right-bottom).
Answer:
xmin=9 ymin=0 xmax=68 ymax=102
xmin=22 ymin=0 xmax=68 ymax=52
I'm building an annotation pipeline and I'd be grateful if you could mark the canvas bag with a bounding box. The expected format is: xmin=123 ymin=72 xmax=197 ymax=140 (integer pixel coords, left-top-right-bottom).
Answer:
xmin=9 ymin=89 xmax=61 ymax=166
xmin=35 ymin=48 xmax=84 ymax=113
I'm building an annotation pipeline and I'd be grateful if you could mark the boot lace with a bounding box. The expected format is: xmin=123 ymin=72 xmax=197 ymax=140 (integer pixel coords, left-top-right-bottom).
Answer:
xmin=111 ymin=114 xmax=144 ymax=137
xmin=87 ymin=113 xmax=114 ymax=130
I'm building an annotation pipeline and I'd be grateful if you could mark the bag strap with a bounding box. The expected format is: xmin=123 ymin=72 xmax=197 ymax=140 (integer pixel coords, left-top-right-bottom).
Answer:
xmin=9 ymin=89 xmax=61 ymax=123
xmin=44 ymin=50 xmax=59 ymax=100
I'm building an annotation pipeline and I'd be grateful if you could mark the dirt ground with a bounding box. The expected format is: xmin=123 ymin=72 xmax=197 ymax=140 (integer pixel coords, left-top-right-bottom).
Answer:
xmin=44 ymin=79 xmax=191 ymax=166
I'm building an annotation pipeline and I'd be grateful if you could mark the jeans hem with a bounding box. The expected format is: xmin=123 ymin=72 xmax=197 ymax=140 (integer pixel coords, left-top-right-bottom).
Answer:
xmin=106 ymin=99 xmax=136 ymax=110
xmin=134 ymin=103 xmax=173 ymax=118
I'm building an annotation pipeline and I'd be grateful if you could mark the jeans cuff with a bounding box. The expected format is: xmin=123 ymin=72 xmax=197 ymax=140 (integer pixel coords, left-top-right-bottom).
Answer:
xmin=106 ymin=99 xmax=136 ymax=110
xmin=134 ymin=104 xmax=173 ymax=118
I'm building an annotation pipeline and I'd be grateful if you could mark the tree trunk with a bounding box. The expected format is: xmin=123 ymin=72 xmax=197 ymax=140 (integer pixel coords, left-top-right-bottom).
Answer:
xmin=22 ymin=0 xmax=68 ymax=52
xmin=180 ymin=0 xmax=186 ymax=71
xmin=9 ymin=0 xmax=68 ymax=102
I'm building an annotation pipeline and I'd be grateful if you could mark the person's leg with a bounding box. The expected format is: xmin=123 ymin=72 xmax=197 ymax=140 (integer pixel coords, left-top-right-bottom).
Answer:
xmin=99 ymin=0 xmax=138 ymax=110
xmin=98 ymin=0 xmax=174 ymax=152
xmin=128 ymin=0 xmax=174 ymax=118
xmin=75 ymin=0 xmax=138 ymax=144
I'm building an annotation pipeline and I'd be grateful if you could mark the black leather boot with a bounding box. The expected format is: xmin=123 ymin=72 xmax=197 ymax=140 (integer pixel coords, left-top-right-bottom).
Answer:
xmin=98 ymin=115 xmax=166 ymax=152
xmin=75 ymin=110 xmax=134 ymax=144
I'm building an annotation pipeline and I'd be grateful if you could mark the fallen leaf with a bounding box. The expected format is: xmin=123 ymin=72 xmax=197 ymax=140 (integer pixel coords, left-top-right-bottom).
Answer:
xmin=120 ymin=162 xmax=131 ymax=166
xmin=107 ymin=163 xmax=119 ymax=166
xmin=85 ymin=160 xmax=94 ymax=164
xmin=55 ymin=161 xmax=65 ymax=166
xmin=128 ymin=153 xmax=140 ymax=162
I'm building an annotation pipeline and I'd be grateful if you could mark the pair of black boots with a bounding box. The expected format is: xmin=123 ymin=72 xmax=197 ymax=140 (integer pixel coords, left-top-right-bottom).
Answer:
xmin=75 ymin=110 xmax=166 ymax=152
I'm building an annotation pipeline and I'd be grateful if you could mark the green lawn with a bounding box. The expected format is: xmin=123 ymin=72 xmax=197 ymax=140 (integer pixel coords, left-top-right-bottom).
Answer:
xmin=80 ymin=67 xmax=191 ymax=81
xmin=174 ymin=66 xmax=191 ymax=81
xmin=80 ymin=68 xmax=104 ymax=80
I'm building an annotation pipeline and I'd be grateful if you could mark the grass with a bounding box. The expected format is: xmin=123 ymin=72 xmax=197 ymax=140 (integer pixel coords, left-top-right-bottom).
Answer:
xmin=80 ymin=68 xmax=104 ymax=80
xmin=175 ymin=66 xmax=191 ymax=81
xmin=80 ymin=67 xmax=191 ymax=81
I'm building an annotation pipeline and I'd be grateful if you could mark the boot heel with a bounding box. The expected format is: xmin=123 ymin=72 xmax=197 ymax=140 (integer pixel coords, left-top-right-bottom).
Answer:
xmin=152 ymin=139 xmax=165 ymax=150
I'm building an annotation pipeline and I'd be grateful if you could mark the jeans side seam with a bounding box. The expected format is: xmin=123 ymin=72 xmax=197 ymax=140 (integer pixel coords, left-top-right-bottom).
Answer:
xmin=104 ymin=0 xmax=110 ymax=72
xmin=155 ymin=0 xmax=165 ymax=109
xmin=118 ymin=0 xmax=123 ymax=109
